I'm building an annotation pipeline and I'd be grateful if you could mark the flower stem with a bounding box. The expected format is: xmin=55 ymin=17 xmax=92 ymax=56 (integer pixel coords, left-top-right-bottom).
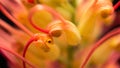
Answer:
xmin=80 ymin=27 xmax=120 ymax=68
xmin=67 ymin=46 xmax=75 ymax=68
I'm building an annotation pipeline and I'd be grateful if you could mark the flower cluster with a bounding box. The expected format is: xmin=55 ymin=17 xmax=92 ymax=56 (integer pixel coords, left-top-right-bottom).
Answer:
xmin=0 ymin=0 xmax=120 ymax=68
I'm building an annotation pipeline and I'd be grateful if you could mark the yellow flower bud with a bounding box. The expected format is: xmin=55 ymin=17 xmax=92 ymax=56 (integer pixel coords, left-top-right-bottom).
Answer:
xmin=29 ymin=34 xmax=60 ymax=60
xmin=95 ymin=0 xmax=114 ymax=19
xmin=50 ymin=20 xmax=81 ymax=45
xmin=62 ymin=20 xmax=81 ymax=45
xmin=46 ymin=21 xmax=62 ymax=37
xmin=30 ymin=9 xmax=53 ymax=29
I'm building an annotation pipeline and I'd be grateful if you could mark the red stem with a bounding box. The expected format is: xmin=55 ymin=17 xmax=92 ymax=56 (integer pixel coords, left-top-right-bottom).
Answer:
xmin=28 ymin=5 xmax=67 ymax=34
xmin=113 ymin=1 xmax=120 ymax=10
xmin=28 ymin=13 xmax=50 ymax=34
xmin=80 ymin=27 xmax=120 ymax=68
xmin=42 ymin=5 xmax=66 ymax=24
xmin=22 ymin=35 xmax=39 ymax=68
xmin=0 ymin=44 xmax=37 ymax=68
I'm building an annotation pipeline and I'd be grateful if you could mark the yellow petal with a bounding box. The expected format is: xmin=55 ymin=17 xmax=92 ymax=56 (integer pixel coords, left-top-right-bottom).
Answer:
xmin=63 ymin=21 xmax=81 ymax=45
xmin=27 ymin=34 xmax=60 ymax=60
xmin=51 ymin=20 xmax=81 ymax=45
xmin=31 ymin=10 xmax=53 ymax=29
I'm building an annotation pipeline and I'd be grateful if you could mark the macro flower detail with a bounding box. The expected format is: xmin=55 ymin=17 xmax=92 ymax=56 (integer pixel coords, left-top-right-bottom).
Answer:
xmin=0 ymin=0 xmax=120 ymax=68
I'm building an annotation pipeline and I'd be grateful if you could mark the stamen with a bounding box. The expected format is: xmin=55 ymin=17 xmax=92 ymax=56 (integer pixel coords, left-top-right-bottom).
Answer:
xmin=0 ymin=4 xmax=33 ymax=36
xmin=80 ymin=27 xmax=120 ymax=68
xmin=22 ymin=34 xmax=39 ymax=68
xmin=113 ymin=1 xmax=120 ymax=10
xmin=0 ymin=44 xmax=37 ymax=68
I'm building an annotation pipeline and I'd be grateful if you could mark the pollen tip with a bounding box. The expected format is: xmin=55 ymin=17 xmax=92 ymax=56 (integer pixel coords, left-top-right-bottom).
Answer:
xmin=50 ymin=29 xmax=62 ymax=37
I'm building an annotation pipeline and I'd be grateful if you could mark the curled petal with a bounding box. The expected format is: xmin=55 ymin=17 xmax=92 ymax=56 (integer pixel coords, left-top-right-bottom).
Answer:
xmin=50 ymin=20 xmax=81 ymax=45
xmin=95 ymin=0 xmax=114 ymax=19
xmin=46 ymin=21 xmax=63 ymax=37
xmin=33 ymin=34 xmax=60 ymax=60
xmin=62 ymin=20 xmax=81 ymax=45
xmin=24 ymin=33 xmax=60 ymax=61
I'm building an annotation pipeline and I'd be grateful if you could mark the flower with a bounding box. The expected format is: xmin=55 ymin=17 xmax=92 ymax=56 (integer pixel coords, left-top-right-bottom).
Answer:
xmin=0 ymin=0 xmax=120 ymax=68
